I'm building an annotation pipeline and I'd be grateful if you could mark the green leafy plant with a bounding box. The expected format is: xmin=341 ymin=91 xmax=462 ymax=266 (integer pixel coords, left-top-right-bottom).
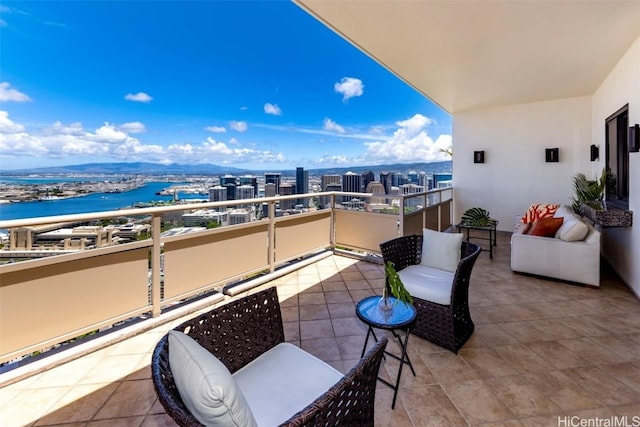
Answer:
xmin=460 ymin=207 xmax=495 ymax=227
xmin=384 ymin=261 xmax=413 ymax=306
xmin=571 ymin=168 xmax=606 ymax=213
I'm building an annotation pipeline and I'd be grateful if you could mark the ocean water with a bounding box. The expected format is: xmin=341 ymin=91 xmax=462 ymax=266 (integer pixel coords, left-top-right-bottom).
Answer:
xmin=0 ymin=182 xmax=205 ymax=221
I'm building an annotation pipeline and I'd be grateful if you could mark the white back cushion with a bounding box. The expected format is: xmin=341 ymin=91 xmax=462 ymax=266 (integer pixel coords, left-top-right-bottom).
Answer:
xmin=168 ymin=330 xmax=258 ymax=427
xmin=420 ymin=228 xmax=463 ymax=273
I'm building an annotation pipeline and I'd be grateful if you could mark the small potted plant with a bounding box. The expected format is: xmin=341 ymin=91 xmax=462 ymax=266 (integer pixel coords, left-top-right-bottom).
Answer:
xmin=379 ymin=261 xmax=413 ymax=312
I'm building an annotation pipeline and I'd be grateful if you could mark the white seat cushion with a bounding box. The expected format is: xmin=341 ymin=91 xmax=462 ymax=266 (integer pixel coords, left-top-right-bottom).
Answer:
xmin=398 ymin=264 xmax=454 ymax=306
xmin=233 ymin=342 xmax=343 ymax=427
xmin=167 ymin=331 xmax=258 ymax=427
xmin=420 ymin=228 xmax=463 ymax=273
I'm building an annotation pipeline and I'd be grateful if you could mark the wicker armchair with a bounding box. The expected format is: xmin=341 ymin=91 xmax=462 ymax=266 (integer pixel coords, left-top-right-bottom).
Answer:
xmin=151 ymin=286 xmax=387 ymax=426
xmin=380 ymin=235 xmax=481 ymax=353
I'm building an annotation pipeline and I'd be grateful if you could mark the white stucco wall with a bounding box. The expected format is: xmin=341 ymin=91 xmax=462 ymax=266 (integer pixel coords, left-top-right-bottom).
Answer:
xmin=454 ymin=34 xmax=639 ymax=296
xmin=453 ymin=96 xmax=592 ymax=231
xmin=592 ymin=34 xmax=640 ymax=297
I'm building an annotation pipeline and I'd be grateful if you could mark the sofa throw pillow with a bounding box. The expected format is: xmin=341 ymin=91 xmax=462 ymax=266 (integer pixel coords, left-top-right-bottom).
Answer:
xmin=420 ymin=228 xmax=463 ymax=273
xmin=168 ymin=330 xmax=258 ymax=427
xmin=555 ymin=214 xmax=589 ymax=241
xmin=553 ymin=205 xmax=573 ymax=219
xmin=522 ymin=203 xmax=560 ymax=224
xmin=528 ymin=217 xmax=564 ymax=237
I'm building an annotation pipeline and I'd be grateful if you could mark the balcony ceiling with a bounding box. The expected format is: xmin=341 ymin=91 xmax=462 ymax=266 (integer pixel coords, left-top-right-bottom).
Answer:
xmin=295 ymin=0 xmax=640 ymax=113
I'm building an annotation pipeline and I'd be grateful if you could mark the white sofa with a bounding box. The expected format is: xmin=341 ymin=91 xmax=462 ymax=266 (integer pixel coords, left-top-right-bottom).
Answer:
xmin=510 ymin=205 xmax=601 ymax=287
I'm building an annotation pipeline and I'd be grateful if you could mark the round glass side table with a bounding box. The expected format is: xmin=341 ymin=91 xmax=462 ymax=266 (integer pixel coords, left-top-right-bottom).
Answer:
xmin=356 ymin=295 xmax=417 ymax=409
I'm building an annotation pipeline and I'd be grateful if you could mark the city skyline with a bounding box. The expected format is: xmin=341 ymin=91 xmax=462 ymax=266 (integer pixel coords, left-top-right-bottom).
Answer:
xmin=0 ymin=1 xmax=452 ymax=172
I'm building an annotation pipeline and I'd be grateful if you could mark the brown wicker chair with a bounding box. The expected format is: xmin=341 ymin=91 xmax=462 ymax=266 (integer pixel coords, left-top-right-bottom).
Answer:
xmin=151 ymin=286 xmax=387 ymax=426
xmin=380 ymin=235 xmax=481 ymax=353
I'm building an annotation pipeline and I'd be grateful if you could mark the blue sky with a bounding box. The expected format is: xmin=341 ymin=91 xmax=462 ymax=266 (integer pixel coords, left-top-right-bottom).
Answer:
xmin=0 ymin=1 xmax=452 ymax=171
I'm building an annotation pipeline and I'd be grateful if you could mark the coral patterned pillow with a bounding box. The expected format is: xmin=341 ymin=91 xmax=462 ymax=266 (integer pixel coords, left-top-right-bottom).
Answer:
xmin=521 ymin=203 xmax=560 ymax=224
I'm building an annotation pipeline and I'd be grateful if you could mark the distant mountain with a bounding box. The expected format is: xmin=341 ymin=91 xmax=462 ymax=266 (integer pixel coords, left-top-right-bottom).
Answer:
xmin=1 ymin=160 xmax=452 ymax=177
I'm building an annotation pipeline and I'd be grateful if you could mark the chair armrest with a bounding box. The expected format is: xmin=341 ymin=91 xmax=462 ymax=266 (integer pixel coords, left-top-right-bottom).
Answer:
xmin=279 ymin=337 xmax=388 ymax=426
xmin=380 ymin=235 xmax=422 ymax=271
xmin=174 ymin=286 xmax=285 ymax=373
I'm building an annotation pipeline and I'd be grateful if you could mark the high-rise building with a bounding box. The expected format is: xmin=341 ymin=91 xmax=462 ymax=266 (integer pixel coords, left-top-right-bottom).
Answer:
xmin=219 ymin=175 xmax=236 ymax=186
xmin=236 ymin=185 xmax=255 ymax=208
xmin=418 ymin=172 xmax=430 ymax=189
xmin=407 ymin=171 xmax=419 ymax=184
xmin=379 ymin=172 xmax=392 ymax=194
xmin=264 ymin=182 xmax=276 ymax=198
xmin=219 ymin=175 xmax=237 ymax=200
xmin=342 ymin=172 xmax=362 ymax=204
xmin=209 ymin=186 xmax=227 ymax=202
xmin=362 ymin=171 xmax=375 ymax=192
xmin=239 ymin=176 xmax=258 ymax=198
xmin=342 ymin=171 xmax=362 ymax=193
xmin=222 ymin=183 xmax=236 ymax=200
xmin=279 ymin=183 xmax=295 ymax=210
xmin=296 ymin=167 xmax=309 ymax=207
xmin=265 ymin=173 xmax=281 ymax=195
xmin=236 ymin=185 xmax=255 ymax=200
xmin=321 ymin=174 xmax=341 ymax=191
xmin=433 ymin=173 xmax=453 ymax=189
xmin=391 ymin=172 xmax=405 ymax=187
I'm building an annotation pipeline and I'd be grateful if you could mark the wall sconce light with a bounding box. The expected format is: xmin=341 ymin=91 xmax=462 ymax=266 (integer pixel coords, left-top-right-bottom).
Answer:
xmin=473 ymin=150 xmax=485 ymax=163
xmin=545 ymin=148 xmax=559 ymax=163
xmin=590 ymin=144 xmax=599 ymax=161
xmin=630 ymin=124 xmax=640 ymax=153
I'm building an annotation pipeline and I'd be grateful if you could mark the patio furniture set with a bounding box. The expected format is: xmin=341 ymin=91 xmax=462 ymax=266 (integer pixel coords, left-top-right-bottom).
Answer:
xmin=150 ymin=228 xmax=483 ymax=425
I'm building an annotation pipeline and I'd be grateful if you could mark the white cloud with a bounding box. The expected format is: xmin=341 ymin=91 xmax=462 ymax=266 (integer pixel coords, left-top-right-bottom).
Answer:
xmin=229 ymin=121 xmax=248 ymax=132
xmin=364 ymin=113 xmax=450 ymax=163
xmin=323 ymin=118 xmax=346 ymax=134
xmin=124 ymin=92 xmax=153 ymax=103
xmin=334 ymin=77 xmax=364 ymax=103
xmin=0 ymin=82 xmax=32 ymax=102
xmin=317 ymin=154 xmax=350 ymax=165
xmin=205 ymin=126 xmax=226 ymax=133
xmin=0 ymin=111 xmax=288 ymax=167
xmin=93 ymin=123 xmax=129 ymax=143
xmin=165 ymin=137 xmax=285 ymax=165
xmin=119 ymin=122 xmax=146 ymax=133
xmin=264 ymin=103 xmax=282 ymax=116
xmin=0 ymin=110 xmax=26 ymax=133
xmin=395 ymin=114 xmax=433 ymax=136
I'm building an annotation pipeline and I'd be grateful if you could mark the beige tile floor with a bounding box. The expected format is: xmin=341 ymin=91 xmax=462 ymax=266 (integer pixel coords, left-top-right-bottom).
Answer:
xmin=1 ymin=231 xmax=640 ymax=426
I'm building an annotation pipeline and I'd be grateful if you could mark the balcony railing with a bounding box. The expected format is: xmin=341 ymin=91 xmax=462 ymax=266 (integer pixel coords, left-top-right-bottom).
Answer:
xmin=0 ymin=188 xmax=452 ymax=367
